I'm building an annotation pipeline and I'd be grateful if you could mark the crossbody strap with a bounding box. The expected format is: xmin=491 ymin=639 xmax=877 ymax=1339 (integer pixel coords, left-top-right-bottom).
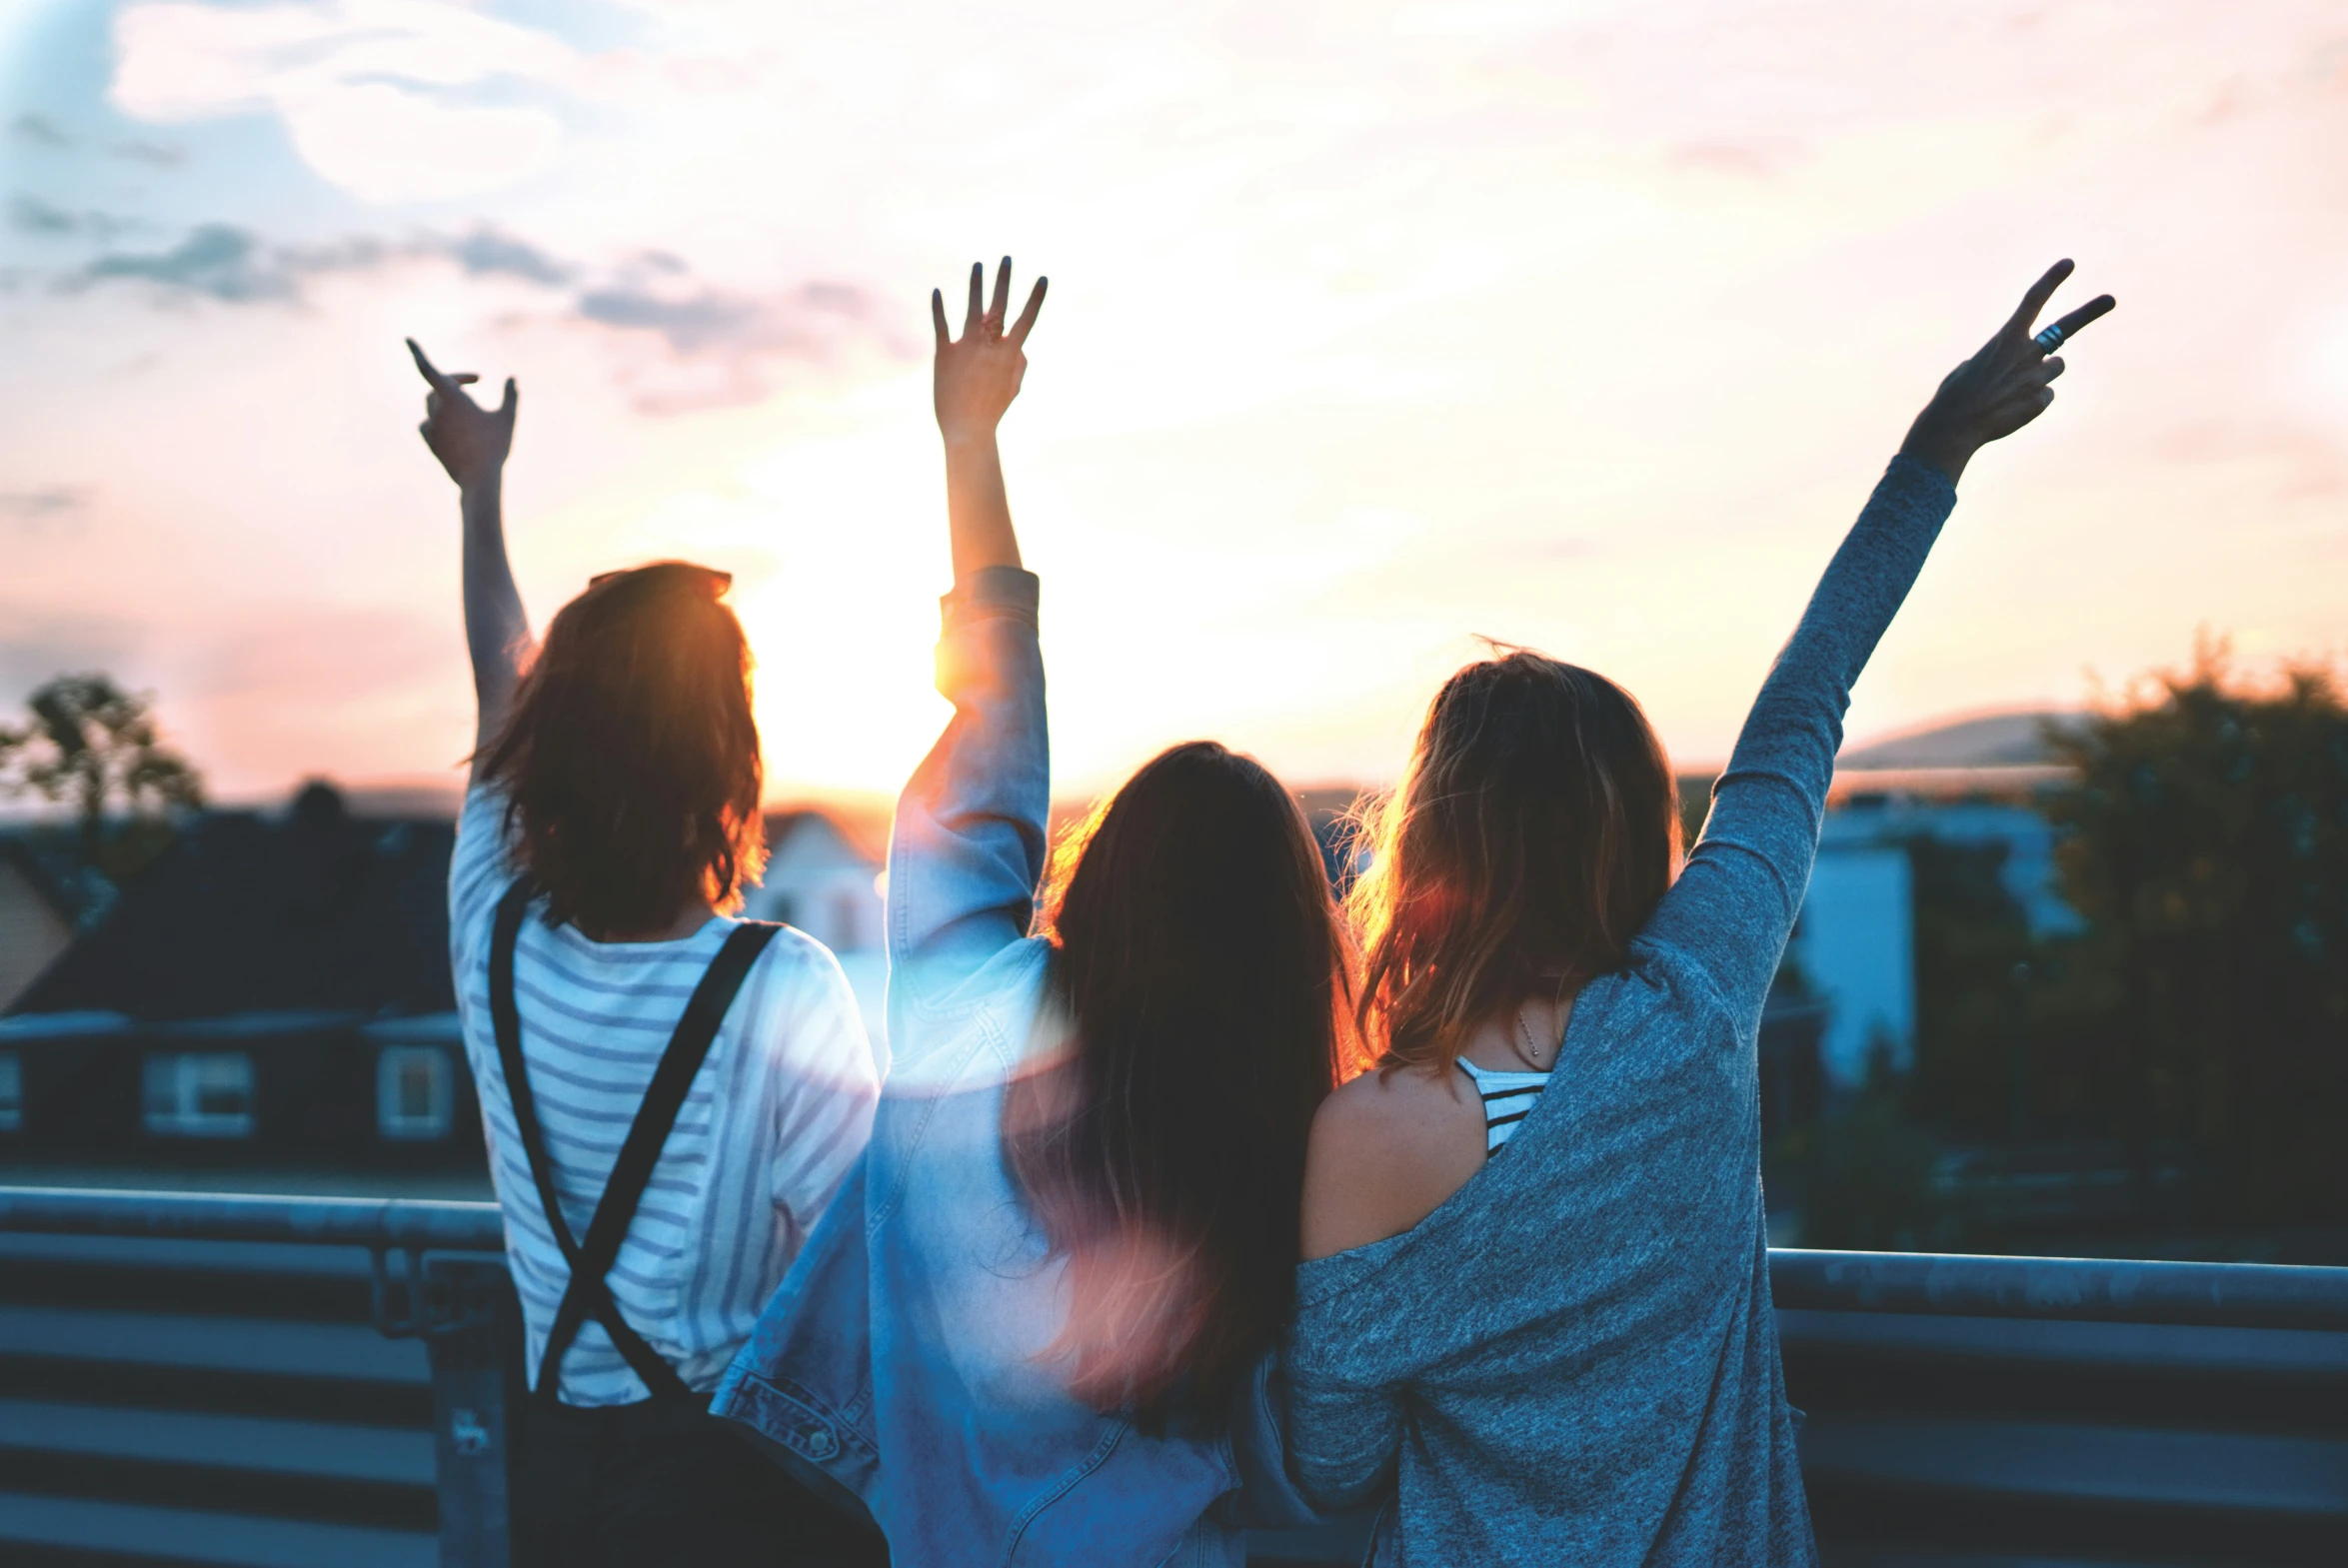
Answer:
xmin=490 ymin=881 xmax=782 ymax=1403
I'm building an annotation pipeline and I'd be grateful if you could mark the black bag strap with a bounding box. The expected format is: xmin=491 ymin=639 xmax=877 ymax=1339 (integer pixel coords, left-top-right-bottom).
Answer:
xmin=490 ymin=881 xmax=782 ymax=1404
xmin=532 ymin=914 xmax=781 ymax=1402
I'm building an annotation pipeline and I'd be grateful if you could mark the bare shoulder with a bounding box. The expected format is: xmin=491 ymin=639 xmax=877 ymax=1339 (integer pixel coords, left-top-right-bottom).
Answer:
xmin=1300 ymin=1061 xmax=1487 ymax=1261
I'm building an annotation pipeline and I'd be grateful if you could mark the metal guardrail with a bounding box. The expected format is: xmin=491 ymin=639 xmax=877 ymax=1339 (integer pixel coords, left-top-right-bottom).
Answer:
xmin=1770 ymin=1245 xmax=2348 ymax=1330
xmin=2 ymin=1186 xmax=2346 ymax=1567
xmin=0 ymin=1186 xmax=506 ymax=1250
xmin=0 ymin=1187 xmax=517 ymax=1568
xmin=13 ymin=1185 xmax=2344 ymax=1323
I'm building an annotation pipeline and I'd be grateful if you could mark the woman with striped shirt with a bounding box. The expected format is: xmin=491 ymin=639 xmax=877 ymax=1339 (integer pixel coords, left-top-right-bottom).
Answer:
xmin=409 ymin=341 xmax=887 ymax=1567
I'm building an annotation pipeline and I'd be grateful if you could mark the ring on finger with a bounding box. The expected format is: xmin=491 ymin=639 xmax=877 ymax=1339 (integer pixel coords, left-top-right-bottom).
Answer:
xmin=2032 ymin=323 xmax=2066 ymax=354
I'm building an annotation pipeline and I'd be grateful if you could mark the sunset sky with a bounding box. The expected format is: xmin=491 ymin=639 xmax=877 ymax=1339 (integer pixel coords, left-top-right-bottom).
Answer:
xmin=2 ymin=0 xmax=2344 ymax=806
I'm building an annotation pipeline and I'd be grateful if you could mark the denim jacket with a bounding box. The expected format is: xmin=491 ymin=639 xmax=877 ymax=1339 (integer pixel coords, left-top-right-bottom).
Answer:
xmin=714 ymin=568 xmax=1322 ymax=1567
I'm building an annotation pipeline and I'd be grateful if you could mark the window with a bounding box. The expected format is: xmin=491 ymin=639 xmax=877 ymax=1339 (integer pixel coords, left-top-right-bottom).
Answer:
xmin=378 ymin=1045 xmax=453 ymax=1141
xmin=142 ymin=1052 xmax=255 ymax=1138
xmin=0 ymin=1051 xmax=21 ymax=1132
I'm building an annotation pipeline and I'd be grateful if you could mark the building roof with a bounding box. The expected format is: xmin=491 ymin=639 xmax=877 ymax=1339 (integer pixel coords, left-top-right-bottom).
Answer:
xmin=0 ymin=831 xmax=98 ymax=925
xmin=7 ymin=783 xmax=456 ymax=1022
xmin=1837 ymin=709 xmax=2084 ymax=771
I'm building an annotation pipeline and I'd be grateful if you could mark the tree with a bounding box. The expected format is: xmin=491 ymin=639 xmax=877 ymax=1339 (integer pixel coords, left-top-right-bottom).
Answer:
xmin=1903 ymin=833 xmax=2036 ymax=1142
xmin=2040 ymin=643 xmax=2348 ymax=1228
xmin=0 ymin=674 xmax=204 ymax=882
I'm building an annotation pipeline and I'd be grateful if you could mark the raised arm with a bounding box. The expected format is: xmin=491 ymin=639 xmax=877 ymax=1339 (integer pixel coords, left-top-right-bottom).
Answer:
xmin=1647 ymin=261 xmax=2115 ymax=1010
xmin=408 ymin=338 xmax=527 ymax=777
xmin=887 ymin=261 xmax=1055 ymax=1031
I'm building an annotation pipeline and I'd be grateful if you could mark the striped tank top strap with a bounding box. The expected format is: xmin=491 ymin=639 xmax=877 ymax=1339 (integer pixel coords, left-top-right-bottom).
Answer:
xmin=1455 ymin=1056 xmax=1553 ymax=1157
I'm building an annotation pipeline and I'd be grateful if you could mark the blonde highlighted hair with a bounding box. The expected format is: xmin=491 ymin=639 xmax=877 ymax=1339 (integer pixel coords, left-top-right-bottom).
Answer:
xmin=1348 ymin=648 xmax=1680 ymax=1074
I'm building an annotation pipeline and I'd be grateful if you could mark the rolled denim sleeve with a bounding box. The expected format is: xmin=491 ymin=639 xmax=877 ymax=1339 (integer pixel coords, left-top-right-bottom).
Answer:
xmin=885 ymin=567 xmax=1050 ymax=1038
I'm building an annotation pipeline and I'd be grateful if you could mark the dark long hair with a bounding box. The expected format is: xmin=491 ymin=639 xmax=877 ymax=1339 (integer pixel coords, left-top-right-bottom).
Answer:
xmin=1349 ymin=648 xmax=1678 ymax=1074
xmin=480 ymin=562 xmax=766 ymax=939
xmin=1006 ymin=742 xmax=1360 ymax=1418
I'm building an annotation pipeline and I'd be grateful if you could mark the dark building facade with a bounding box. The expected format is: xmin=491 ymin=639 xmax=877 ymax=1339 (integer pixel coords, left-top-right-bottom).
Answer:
xmin=0 ymin=784 xmax=484 ymax=1175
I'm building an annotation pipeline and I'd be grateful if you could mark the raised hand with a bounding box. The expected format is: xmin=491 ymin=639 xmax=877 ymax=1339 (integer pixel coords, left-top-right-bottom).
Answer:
xmin=408 ymin=338 xmax=518 ymax=492
xmin=1898 ymin=260 xmax=2115 ymax=485
xmin=933 ymin=258 xmax=1047 ymax=446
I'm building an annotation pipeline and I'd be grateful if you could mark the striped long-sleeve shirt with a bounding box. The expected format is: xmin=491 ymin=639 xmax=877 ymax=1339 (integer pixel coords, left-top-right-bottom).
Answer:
xmin=449 ymin=785 xmax=880 ymax=1405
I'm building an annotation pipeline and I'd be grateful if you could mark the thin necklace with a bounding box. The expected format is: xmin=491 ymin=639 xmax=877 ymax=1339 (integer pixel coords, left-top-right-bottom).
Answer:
xmin=1514 ymin=1008 xmax=1547 ymax=1070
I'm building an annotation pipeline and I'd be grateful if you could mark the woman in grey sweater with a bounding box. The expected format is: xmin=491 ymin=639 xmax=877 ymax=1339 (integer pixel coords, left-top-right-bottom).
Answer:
xmin=1286 ymin=262 xmax=2114 ymax=1565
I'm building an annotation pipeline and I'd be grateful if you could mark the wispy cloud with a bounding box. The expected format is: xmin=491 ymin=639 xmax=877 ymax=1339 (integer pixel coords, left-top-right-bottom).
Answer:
xmin=2 ymin=114 xmax=184 ymax=166
xmin=76 ymin=224 xmax=320 ymax=303
xmin=446 ymin=228 xmax=573 ymax=287
xmin=10 ymin=195 xmax=131 ymax=240
xmin=10 ymin=113 xmax=70 ymax=149
xmin=575 ymin=277 xmax=886 ymax=412
xmin=577 ymin=285 xmax=763 ymax=353
xmin=112 ymin=0 xmax=573 ymax=203
xmin=65 ymin=224 xmax=559 ymax=305
xmin=10 ymin=196 xmax=78 ymax=235
xmin=0 ymin=487 xmax=92 ymax=531
xmin=110 ymin=138 xmax=185 ymax=167
xmin=59 ymin=216 xmax=892 ymax=410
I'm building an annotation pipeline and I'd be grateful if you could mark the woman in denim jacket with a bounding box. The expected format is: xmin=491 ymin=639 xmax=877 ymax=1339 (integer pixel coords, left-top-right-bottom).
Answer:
xmin=716 ymin=260 xmax=1355 ymax=1566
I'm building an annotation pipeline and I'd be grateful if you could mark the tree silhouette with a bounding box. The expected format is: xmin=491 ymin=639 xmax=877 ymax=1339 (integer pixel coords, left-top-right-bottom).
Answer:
xmin=2041 ymin=642 xmax=2348 ymax=1228
xmin=0 ymin=673 xmax=204 ymax=882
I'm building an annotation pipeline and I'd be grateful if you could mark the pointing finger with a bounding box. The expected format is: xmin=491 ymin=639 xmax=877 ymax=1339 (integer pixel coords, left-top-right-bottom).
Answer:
xmin=406 ymin=337 xmax=454 ymax=392
xmin=964 ymin=262 xmax=984 ymax=338
xmin=1008 ymin=276 xmax=1049 ymax=347
xmin=2004 ymin=259 xmax=2076 ymax=340
xmin=932 ymin=288 xmax=950 ymax=349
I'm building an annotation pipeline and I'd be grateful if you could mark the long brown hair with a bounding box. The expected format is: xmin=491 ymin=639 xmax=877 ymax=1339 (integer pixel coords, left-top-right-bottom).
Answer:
xmin=481 ymin=561 xmax=766 ymax=939
xmin=1349 ymin=648 xmax=1678 ymax=1074
xmin=1006 ymin=741 xmax=1360 ymax=1419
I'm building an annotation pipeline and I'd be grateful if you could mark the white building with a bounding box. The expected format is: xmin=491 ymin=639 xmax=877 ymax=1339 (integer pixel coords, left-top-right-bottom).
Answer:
xmin=741 ymin=807 xmax=892 ymax=1050
xmin=1789 ymin=796 xmax=2083 ymax=1091
xmin=1789 ymin=832 xmax=1916 ymax=1089
xmin=1784 ymin=710 xmax=2086 ymax=1091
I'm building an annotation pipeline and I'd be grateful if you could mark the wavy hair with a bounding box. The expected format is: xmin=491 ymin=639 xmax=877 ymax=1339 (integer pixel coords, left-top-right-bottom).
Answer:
xmin=480 ymin=562 xmax=765 ymax=939
xmin=1005 ymin=742 xmax=1362 ymax=1420
xmin=1348 ymin=648 xmax=1678 ymax=1074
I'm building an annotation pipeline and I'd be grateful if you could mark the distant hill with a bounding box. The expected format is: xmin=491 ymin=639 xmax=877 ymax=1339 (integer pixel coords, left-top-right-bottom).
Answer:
xmin=1838 ymin=710 xmax=2083 ymax=771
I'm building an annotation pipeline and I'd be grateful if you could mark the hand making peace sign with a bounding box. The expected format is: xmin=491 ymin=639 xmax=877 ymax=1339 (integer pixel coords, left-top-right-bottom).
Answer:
xmin=1899 ymin=259 xmax=2115 ymax=485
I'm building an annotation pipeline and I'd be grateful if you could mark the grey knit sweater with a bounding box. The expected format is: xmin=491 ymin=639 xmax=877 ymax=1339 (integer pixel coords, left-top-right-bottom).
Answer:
xmin=1281 ymin=455 xmax=1958 ymax=1566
